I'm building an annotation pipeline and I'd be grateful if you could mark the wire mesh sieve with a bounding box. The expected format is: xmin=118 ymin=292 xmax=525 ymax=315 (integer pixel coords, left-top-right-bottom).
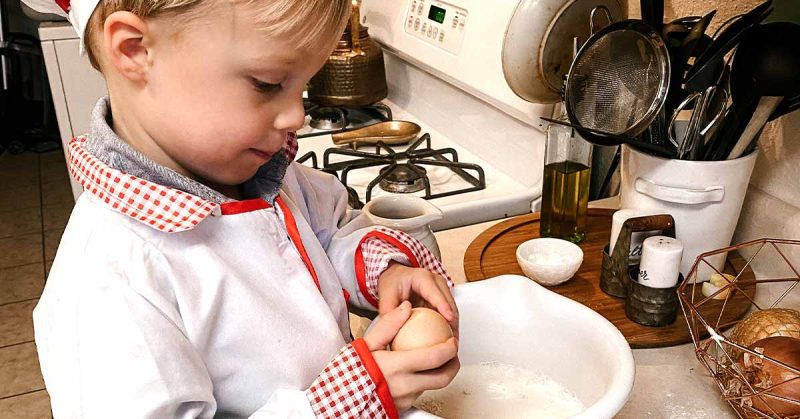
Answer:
xmin=565 ymin=20 xmax=671 ymax=136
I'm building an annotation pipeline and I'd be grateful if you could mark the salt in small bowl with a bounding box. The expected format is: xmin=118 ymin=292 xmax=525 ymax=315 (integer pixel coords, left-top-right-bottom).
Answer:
xmin=516 ymin=238 xmax=584 ymax=286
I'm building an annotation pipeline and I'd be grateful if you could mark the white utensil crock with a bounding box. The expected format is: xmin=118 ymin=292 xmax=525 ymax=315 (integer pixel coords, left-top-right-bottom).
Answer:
xmin=620 ymin=145 xmax=758 ymax=279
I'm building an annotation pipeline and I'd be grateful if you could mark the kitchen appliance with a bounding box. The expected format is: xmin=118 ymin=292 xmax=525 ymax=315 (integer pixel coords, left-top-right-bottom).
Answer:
xmin=296 ymin=0 xmax=630 ymax=230
xmin=307 ymin=0 xmax=388 ymax=107
xmin=360 ymin=0 xmax=626 ymax=126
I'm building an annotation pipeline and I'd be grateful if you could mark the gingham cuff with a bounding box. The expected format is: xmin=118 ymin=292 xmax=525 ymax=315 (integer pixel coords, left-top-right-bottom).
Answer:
xmin=306 ymin=339 xmax=397 ymax=419
xmin=357 ymin=227 xmax=454 ymax=308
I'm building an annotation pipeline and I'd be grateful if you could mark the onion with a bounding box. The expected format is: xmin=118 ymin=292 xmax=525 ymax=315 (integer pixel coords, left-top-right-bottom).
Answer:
xmin=737 ymin=336 xmax=800 ymax=417
xmin=391 ymin=307 xmax=453 ymax=351
xmin=730 ymin=309 xmax=800 ymax=351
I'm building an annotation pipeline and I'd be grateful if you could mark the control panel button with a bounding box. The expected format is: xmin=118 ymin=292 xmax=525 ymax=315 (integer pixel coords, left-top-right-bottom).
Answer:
xmin=438 ymin=31 xmax=445 ymax=42
xmin=418 ymin=2 xmax=425 ymax=15
xmin=414 ymin=18 xmax=420 ymax=31
xmin=427 ymin=25 xmax=433 ymax=37
xmin=412 ymin=0 xmax=417 ymax=10
xmin=432 ymin=27 xmax=438 ymax=38
xmin=421 ymin=22 xmax=427 ymax=33
xmin=407 ymin=15 xmax=414 ymax=27
xmin=452 ymin=16 xmax=459 ymax=28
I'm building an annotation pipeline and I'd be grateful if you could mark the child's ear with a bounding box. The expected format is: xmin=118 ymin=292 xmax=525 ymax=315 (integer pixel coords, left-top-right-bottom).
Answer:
xmin=103 ymin=11 xmax=150 ymax=82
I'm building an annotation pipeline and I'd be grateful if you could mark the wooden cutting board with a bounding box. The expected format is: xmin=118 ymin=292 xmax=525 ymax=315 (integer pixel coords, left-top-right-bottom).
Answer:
xmin=463 ymin=208 xmax=756 ymax=349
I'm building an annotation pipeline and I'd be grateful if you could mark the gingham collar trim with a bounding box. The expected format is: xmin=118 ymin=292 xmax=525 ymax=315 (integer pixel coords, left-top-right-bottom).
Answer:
xmin=68 ymin=136 xmax=219 ymax=233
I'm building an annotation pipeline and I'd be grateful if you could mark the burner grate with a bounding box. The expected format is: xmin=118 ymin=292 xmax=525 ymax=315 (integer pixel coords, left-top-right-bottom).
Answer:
xmin=298 ymin=133 xmax=486 ymax=207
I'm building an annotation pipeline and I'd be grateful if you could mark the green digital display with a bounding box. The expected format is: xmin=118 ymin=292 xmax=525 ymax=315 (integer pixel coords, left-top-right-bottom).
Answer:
xmin=429 ymin=5 xmax=446 ymax=24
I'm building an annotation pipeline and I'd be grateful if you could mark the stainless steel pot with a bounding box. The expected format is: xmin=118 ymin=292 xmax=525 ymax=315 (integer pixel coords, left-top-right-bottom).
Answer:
xmin=308 ymin=0 xmax=388 ymax=107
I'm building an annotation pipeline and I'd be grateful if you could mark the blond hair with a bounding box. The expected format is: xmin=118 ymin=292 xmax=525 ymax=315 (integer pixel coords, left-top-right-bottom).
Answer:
xmin=85 ymin=0 xmax=351 ymax=71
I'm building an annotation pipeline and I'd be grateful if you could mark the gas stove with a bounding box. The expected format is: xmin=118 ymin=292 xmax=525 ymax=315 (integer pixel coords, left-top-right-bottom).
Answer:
xmin=295 ymin=0 xmax=557 ymax=231
xmin=296 ymin=92 xmax=542 ymax=231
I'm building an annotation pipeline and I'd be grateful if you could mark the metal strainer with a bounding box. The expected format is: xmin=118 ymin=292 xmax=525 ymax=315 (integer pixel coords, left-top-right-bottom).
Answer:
xmin=565 ymin=20 xmax=671 ymax=137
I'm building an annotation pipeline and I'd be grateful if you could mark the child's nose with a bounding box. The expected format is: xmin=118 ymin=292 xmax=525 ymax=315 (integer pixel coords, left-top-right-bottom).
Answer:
xmin=273 ymin=97 xmax=306 ymax=132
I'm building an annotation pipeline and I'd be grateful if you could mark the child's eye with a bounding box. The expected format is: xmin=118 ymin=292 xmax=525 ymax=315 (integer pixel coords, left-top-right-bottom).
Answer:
xmin=251 ymin=77 xmax=283 ymax=94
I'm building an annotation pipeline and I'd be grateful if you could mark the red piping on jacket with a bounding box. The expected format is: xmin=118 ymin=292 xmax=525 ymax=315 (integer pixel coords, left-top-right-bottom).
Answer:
xmin=354 ymin=231 xmax=420 ymax=308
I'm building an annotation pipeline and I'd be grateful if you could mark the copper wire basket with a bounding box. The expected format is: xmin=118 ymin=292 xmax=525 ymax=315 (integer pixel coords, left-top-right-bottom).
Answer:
xmin=679 ymin=238 xmax=800 ymax=418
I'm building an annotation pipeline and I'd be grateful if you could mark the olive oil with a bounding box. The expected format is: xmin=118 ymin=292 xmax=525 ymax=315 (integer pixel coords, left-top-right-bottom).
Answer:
xmin=540 ymin=161 xmax=591 ymax=243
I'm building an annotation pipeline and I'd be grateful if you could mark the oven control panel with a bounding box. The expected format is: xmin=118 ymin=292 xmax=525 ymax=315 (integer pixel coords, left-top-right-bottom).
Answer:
xmin=404 ymin=0 xmax=468 ymax=54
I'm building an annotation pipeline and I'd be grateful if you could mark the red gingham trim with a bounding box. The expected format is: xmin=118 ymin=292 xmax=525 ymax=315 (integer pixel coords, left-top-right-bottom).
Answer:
xmin=276 ymin=197 xmax=321 ymax=291
xmin=55 ymin=0 xmax=70 ymax=13
xmin=67 ymin=136 xmax=218 ymax=233
xmin=352 ymin=339 xmax=398 ymax=419
xmin=284 ymin=131 xmax=298 ymax=161
xmin=355 ymin=228 xmax=453 ymax=308
xmin=306 ymin=339 xmax=395 ymax=419
xmin=219 ymin=199 xmax=271 ymax=215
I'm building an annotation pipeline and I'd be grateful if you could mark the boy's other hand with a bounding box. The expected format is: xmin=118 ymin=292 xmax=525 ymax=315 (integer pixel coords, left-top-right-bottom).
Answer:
xmin=377 ymin=263 xmax=459 ymax=337
xmin=363 ymin=301 xmax=460 ymax=412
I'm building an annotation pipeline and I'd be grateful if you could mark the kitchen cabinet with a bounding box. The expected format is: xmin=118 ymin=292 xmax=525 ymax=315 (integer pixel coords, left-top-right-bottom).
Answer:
xmin=39 ymin=21 xmax=107 ymax=200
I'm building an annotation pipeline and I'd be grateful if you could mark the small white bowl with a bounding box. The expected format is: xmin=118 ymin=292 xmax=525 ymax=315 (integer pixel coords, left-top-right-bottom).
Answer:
xmin=516 ymin=238 xmax=584 ymax=286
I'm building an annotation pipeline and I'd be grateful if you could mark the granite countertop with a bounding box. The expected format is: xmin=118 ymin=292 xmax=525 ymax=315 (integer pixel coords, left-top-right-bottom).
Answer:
xmin=432 ymin=198 xmax=736 ymax=418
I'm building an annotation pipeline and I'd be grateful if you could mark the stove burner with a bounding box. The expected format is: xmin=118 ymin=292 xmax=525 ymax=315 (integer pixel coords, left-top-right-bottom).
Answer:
xmin=379 ymin=164 xmax=427 ymax=193
xmin=300 ymin=103 xmax=393 ymax=139
xmin=305 ymin=133 xmax=486 ymax=207
xmin=309 ymin=107 xmax=347 ymax=130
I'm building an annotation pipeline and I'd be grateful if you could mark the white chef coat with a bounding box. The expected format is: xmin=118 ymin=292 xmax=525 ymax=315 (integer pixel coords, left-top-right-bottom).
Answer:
xmin=33 ymin=137 xmax=419 ymax=418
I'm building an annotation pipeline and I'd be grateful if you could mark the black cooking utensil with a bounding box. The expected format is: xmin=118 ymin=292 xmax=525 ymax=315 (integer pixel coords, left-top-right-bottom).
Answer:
xmin=769 ymin=94 xmax=800 ymax=121
xmin=726 ymin=23 xmax=800 ymax=158
xmin=541 ymin=117 xmax=675 ymax=158
xmin=680 ymin=11 xmax=715 ymax=66
xmin=706 ymin=22 xmax=800 ymax=160
xmin=641 ymin=0 xmax=664 ymax=35
xmin=684 ymin=0 xmax=773 ymax=93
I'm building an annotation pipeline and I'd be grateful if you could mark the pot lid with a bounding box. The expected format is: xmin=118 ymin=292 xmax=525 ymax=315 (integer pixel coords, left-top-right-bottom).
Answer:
xmin=502 ymin=0 xmax=627 ymax=104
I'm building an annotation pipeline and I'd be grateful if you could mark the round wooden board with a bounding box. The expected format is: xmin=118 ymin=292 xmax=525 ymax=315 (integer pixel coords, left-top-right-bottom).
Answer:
xmin=463 ymin=209 xmax=756 ymax=349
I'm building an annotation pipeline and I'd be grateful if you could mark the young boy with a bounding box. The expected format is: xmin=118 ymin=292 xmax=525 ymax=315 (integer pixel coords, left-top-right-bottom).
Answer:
xmin=31 ymin=0 xmax=460 ymax=417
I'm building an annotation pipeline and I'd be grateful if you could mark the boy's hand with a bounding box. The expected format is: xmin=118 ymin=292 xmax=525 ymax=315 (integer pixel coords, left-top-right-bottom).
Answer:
xmin=377 ymin=263 xmax=459 ymax=337
xmin=364 ymin=301 xmax=460 ymax=412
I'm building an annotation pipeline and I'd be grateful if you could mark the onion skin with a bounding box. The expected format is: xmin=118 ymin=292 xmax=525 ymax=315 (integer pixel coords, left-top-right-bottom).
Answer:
xmin=390 ymin=308 xmax=453 ymax=351
xmin=731 ymin=309 xmax=800 ymax=351
xmin=739 ymin=336 xmax=800 ymax=417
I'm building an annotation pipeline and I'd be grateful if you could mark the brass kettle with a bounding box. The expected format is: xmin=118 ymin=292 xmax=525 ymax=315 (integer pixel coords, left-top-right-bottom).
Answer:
xmin=308 ymin=0 xmax=388 ymax=107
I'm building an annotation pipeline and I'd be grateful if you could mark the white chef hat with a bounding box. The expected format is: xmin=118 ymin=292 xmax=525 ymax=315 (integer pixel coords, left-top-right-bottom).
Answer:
xmin=54 ymin=0 xmax=102 ymax=48
xmin=21 ymin=0 xmax=99 ymax=50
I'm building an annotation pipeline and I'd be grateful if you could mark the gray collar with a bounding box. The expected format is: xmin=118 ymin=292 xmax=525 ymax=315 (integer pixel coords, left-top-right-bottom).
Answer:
xmin=85 ymin=97 xmax=289 ymax=204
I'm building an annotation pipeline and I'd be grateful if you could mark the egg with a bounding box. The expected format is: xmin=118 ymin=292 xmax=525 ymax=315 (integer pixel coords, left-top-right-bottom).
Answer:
xmin=391 ymin=307 xmax=454 ymax=351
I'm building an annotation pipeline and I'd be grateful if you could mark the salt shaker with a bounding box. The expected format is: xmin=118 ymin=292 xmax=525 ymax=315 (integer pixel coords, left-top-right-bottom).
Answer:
xmin=637 ymin=236 xmax=683 ymax=288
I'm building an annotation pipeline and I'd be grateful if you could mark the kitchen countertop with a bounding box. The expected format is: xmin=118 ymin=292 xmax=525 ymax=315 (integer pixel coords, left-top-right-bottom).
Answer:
xmin=433 ymin=197 xmax=737 ymax=418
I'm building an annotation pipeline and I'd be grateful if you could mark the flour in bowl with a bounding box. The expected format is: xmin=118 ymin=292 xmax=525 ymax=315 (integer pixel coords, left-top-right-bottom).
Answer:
xmin=414 ymin=361 xmax=585 ymax=418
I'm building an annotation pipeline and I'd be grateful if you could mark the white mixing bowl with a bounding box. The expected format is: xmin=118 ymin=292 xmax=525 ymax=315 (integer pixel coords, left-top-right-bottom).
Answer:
xmin=379 ymin=275 xmax=634 ymax=419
